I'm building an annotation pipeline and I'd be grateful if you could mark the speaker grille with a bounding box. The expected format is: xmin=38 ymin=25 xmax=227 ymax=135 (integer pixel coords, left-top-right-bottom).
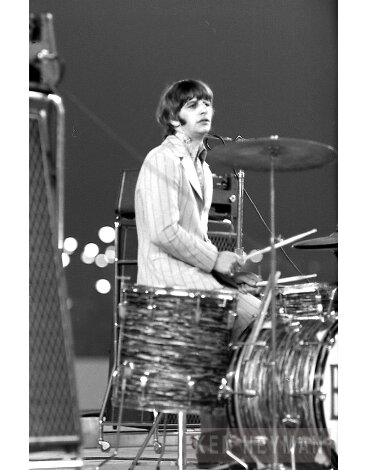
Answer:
xmin=29 ymin=110 xmax=80 ymax=450
xmin=208 ymin=231 xmax=237 ymax=251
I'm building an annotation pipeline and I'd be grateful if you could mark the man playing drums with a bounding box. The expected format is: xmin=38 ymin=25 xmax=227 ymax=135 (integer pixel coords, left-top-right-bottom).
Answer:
xmin=134 ymin=79 xmax=262 ymax=467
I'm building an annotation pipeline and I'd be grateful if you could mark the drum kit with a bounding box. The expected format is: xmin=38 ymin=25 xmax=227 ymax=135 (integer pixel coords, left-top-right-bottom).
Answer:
xmin=98 ymin=136 xmax=338 ymax=470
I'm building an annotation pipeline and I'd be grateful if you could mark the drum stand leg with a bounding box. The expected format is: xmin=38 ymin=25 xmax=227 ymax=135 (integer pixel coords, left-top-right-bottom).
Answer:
xmin=128 ymin=411 xmax=187 ymax=470
xmin=177 ymin=411 xmax=187 ymax=470
xmin=128 ymin=412 xmax=165 ymax=470
xmin=97 ymin=369 xmax=115 ymax=452
xmin=98 ymin=241 xmax=128 ymax=452
xmin=96 ymin=364 xmax=129 ymax=469
xmin=98 ymin=315 xmax=126 ymax=452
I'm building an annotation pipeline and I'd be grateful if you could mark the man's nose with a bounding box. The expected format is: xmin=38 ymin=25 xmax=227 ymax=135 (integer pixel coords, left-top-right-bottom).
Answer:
xmin=199 ymin=102 xmax=208 ymax=113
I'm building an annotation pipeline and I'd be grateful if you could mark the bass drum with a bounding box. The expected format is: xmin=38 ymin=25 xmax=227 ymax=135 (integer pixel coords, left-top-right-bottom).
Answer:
xmin=226 ymin=315 xmax=338 ymax=468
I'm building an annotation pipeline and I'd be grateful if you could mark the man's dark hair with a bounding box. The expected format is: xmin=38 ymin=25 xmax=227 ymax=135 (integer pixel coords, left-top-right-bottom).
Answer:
xmin=156 ymin=79 xmax=213 ymax=138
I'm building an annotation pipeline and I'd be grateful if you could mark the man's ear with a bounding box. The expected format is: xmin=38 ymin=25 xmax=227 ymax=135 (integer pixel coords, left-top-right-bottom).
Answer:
xmin=170 ymin=119 xmax=180 ymax=128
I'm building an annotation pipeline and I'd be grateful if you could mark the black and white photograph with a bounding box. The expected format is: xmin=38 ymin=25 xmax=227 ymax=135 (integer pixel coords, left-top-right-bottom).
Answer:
xmin=23 ymin=1 xmax=361 ymax=469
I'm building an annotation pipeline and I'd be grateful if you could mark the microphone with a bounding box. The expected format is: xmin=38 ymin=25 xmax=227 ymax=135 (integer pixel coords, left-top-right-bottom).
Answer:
xmin=206 ymin=134 xmax=233 ymax=142
xmin=205 ymin=134 xmax=246 ymax=150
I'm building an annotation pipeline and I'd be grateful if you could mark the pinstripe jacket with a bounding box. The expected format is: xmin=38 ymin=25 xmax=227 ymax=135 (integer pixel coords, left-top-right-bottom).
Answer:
xmin=135 ymin=134 xmax=223 ymax=290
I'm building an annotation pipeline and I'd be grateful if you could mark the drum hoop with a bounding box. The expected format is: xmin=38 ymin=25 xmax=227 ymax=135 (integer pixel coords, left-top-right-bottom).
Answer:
xmin=122 ymin=284 xmax=238 ymax=300
xmin=227 ymin=317 xmax=338 ymax=454
xmin=278 ymin=282 xmax=336 ymax=296
xmin=313 ymin=320 xmax=338 ymax=433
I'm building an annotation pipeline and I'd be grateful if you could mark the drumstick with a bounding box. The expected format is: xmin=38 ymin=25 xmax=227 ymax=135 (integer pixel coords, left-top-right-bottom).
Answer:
xmin=245 ymin=228 xmax=317 ymax=261
xmin=255 ymin=273 xmax=317 ymax=287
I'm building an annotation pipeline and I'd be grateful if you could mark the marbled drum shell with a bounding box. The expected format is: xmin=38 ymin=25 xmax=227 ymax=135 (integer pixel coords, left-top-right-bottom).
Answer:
xmin=226 ymin=313 xmax=338 ymax=466
xmin=112 ymin=285 xmax=238 ymax=412
xmin=276 ymin=282 xmax=338 ymax=319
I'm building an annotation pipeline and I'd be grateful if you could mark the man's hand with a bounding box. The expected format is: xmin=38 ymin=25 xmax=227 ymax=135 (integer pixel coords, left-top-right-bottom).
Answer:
xmin=213 ymin=251 xmax=245 ymax=276
xmin=234 ymin=271 xmax=262 ymax=295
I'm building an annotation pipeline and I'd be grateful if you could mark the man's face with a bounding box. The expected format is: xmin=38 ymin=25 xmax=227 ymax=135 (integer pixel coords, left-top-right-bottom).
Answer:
xmin=177 ymin=97 xmax=213 ymax=140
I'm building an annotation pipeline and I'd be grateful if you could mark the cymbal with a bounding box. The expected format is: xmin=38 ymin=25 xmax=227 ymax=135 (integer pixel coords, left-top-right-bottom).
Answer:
xmin=208 ymin=136 xmax=337 ymax=172
xmin=293 ymin=231 xmax=338 ymax=250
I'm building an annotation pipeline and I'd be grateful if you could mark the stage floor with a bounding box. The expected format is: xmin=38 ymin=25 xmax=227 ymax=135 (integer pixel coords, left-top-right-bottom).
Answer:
xmin=82 ymin=421 xmax=200 ymax=469
xmin=30 ymin=418 xmax=203 ymax=470
xmin=30 ymin=417 xmax=335 ymax=470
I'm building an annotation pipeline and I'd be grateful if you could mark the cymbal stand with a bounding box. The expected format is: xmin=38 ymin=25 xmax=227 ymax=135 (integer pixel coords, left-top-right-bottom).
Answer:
xmin=234 ymin=169 xmax=245 ymax=257
xmin=227 ymin=272 xmax=280 ymax=470
xmin=266 ymin=136 xmax=289 ymax=470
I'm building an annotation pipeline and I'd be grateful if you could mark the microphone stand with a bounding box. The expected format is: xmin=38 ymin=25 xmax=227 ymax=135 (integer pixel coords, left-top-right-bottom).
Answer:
xmin=234 ymin=169 xmax=246 ymax=257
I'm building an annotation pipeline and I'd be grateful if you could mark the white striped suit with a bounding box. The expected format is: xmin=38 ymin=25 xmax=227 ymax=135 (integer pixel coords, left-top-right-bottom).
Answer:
xmin=135 ymin=134 xmax=222 ymax=290
xmin=135 ymin=134 xmax=260 ymax=326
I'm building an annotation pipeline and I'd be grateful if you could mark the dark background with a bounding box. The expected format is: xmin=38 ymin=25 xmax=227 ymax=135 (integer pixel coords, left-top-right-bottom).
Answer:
xmin=30 ymin=0 xmax=337 ymax=358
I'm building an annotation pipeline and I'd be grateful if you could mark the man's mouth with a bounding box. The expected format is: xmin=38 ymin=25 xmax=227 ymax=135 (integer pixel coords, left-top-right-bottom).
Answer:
xmin=199 ymin=119 xmax=210 ymax=123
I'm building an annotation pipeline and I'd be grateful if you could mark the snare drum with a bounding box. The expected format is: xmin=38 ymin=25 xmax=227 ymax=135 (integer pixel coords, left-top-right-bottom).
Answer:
xmin=226 ymin=315 xmax=338 ymax=467
xmin=112 ymin=285 xmax=237 ymax=412
xmin=277 ymin=282 xmax=338 ymax=320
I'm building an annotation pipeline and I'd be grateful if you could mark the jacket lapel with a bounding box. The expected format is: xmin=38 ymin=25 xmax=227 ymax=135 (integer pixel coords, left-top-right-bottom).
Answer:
xmin=181 ymin=157 xmax=203 ymax=199
xmin=164 ymin=136 xmax=203 ymax=200
xmin=202 ymin=161 xmax=213 ymax=208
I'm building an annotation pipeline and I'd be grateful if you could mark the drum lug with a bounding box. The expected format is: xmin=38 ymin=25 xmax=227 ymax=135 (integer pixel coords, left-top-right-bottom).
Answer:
xmin=229 ymin=339 xmax=267 ymax=350
xmin=227 ymin=311 xmax=237 ymax=329
xmin=281 ymin=414 xmax=300 ymax=428
xmin=299 ymin=340 xmax=321 ymax=347
xmin=186 ymin=376 xmax=195 ymax=406
xmin=253 ymin=340 xmax=267 ymax=347
xmin=234 ymin=388 xmax=257 ymax=397
xmin=194 ymin=297 xmax=201 ymax=323
xmin=218 ymin=384 xmax=234 ymax=400
xmin=118 ymin=301 xmax=128 ymax=319
xmin=291 ymin=390 xmax=326 ymax=399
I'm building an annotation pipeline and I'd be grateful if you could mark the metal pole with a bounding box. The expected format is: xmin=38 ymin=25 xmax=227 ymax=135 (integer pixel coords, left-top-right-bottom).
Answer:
xmin=235 ymin=169 xmax=245 ymax=256
xmin=178 ymin=411 xmax=187 ymax=470
xmin=270 ymin=153 xmax=279 ymax=468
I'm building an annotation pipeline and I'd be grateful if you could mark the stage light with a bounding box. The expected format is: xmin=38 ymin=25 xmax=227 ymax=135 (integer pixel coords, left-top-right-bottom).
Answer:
xmin=95 ymin=279 xmax=111 ymax=294
xmin=84 ymin=242 xmax=99 ymax=258
xmin=98 ymin=226 xmax=115 ymax=243
xmin=95 ymin=254 xmax=108 ymax=268
xmin=63 ymin=237 xmax=78 ymax=254
xmin=62 ymin=252 xmax=70 ymax=267
xmin=105 ymin=245 xmax=116 ymax=263
xmin=81 ymin=252 xmax=95 ymax=264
